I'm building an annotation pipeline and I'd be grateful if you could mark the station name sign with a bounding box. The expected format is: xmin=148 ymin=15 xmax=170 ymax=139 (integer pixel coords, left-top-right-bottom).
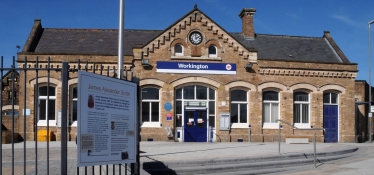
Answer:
xmin=156 ymin=61 xmax=236 ymax=75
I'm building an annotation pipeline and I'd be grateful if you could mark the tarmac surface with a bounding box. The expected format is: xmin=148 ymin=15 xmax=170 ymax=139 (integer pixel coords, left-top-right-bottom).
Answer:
xmin=1 ymin=141 xmax=374 ymax=174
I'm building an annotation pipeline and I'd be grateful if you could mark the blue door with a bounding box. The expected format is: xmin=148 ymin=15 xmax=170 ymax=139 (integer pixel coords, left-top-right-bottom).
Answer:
xmin=323 ymin=105 xmax=338 ymax=142
xmin=184 ymin=109 xmax=207 ymax=142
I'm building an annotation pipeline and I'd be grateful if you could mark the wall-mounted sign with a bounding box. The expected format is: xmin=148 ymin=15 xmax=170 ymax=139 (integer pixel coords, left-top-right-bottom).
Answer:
xmin=164 ymin=102 xmax=172 ymax=111
xmin=371 ymin=105 xmax=374 ymax=113
xmin=166 ymin=113 xmax=173 ymax=121
xmin=156 ymin=61 xmax=236 ymax=75
xmin=219 ymin=113 xmax=230 ymax=130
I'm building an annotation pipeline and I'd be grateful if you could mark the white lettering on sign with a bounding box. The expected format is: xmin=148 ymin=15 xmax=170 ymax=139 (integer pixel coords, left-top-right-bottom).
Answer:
xmin=177 ymin=63 xmax=208 ymax=70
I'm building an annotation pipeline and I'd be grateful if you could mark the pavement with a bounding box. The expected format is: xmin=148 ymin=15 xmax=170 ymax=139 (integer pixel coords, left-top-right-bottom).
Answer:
xmin=1 ymin=141 xmax=374 ymax=175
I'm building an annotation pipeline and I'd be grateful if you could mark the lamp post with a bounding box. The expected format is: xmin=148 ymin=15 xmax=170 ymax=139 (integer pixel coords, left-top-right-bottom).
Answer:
xmin=368 ymin=20 xmax=374 ymax=142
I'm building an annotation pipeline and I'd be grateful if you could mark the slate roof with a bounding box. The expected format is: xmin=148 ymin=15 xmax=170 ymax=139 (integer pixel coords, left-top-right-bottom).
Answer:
xmin=31 ymin=28 xmax=345 ymax=63
xmin=231 ymin=33 xmax=343 ymax=63
xmin=33 ymin=28 xmax=162 ymax=56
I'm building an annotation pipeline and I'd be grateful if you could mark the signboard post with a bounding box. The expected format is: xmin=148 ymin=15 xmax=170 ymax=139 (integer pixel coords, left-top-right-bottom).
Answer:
xmin=77 ymin=71 xmax=137 ymax=166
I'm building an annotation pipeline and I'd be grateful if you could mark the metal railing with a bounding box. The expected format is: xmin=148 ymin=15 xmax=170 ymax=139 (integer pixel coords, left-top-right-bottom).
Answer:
xmin=275 ymin=119 xmax=325 ymax=168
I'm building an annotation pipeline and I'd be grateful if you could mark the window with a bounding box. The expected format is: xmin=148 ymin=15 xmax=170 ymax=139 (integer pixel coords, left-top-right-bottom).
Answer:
xmin=38 ymin=86 xmax=56 ymax=125
xmin=141 ymin=87 xmax=160 ymax=127
xmin=230 ymin=89 xmax=248 ymax=127
xmin=324 ymin=92 xmax=338 ymax=104
xmin=71 ymin=87 xmax=78 ymax=126
xmin=293 ymin=92 xmax=309 ymax=127
xmin=175 ymin=44 xmax=183 ymax=56
xmin=208 ymin=45 xmax=217 ymax=58
xmin=263 ymin=91 xmax=279 ymax=128
xmin=175 ymin=85 xmax=215 ymax=128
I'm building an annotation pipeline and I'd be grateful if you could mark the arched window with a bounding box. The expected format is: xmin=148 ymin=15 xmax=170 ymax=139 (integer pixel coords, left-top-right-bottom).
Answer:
xmin=175 ymin=85 xmax=215 ymax=128
xmin=262 ymin=91 xmax=279 ymax=127
xmin=38 ymin=86 xmax=56 ymax=125
xmin=208 ymin=45 xmax=217 ymax=57
xmin=230 ymin=90 xmax=248 ymax=125
xmin=175 ymin=44 xmax=183 ymax=56
xmin=141 ymin=87 xmax=160 ymax=126
xmin=293 ymin=92 xmax=309 ymax=126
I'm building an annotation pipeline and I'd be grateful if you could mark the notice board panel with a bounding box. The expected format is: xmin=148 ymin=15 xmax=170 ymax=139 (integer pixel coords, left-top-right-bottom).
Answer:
xmin=77 ymin=71 xmax=137 ymax=167
xmin=219 ymin=112 xmax=230 ymax=130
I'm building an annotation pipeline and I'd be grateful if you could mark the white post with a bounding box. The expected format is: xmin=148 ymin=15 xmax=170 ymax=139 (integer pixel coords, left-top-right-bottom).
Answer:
xmin=369 ymin=20 xmax=374 ymax=142
xmin=117 ymin=0 xmax=125 ymax=79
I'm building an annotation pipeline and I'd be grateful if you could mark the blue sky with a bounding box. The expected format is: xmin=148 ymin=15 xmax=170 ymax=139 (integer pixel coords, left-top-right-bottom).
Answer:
xmin=1 ymin=0 xmax=374 ymax=82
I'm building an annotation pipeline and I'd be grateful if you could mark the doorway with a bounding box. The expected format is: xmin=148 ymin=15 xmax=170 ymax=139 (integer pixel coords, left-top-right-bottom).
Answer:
xmin=184 ymin=109 xmax=207 ymax=142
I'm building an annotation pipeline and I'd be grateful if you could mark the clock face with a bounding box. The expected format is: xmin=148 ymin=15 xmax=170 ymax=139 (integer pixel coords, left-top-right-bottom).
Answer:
xmin=189 ymin=32 xmax=202 ymax=45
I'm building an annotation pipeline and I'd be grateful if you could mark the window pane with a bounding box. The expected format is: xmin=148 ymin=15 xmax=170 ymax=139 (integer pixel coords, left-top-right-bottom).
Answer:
xmin=73 ymin=87 xmax=78 ymax=98
xmin=331 ymin=93 xmax=338 ymax=104
xmin=302 ymin=104 xmax=309 ymax=123
xmin=197 ymin=111 xmax=205 ymax=128
xmin=263 ymin=103 xmax=270 ymax=123
xmin=184 ymin=86 xmax=194 ymax=99
xmin=208 ymin=46 xmax=216 ymax=55
xmin=209 ymin=88 xmax=215 ymax=100
xmin=271 ymin=103 xmax=279 ymax=123
xmin=176 ymin=101 xmax=182 ymax=114
xmin=196 ymin=86 xmax=207 ymax=100
xmin=48 ymin=100 xmax=55 ymax=120
xmin=39 ymin=86 xmax=55 ymax=96
xmin=40 ymin=100 xmax=46 ymax=120
xmin=230 ymin=103 xmax=238 ymax=123
xmin=175 ymin=45 xmax=182 ymax=53
xmin=142 ymin=102 xmax=150 ymax=122
xmin=323 ymin=93 xmax=330 ymax=103
xmin=209 ymin=115 xmax=215 ymax=127
xmin=185 ymin=111 xmax=194 ymax=128
xmin=176 ymin=114 xmax=182 ymax=127
xmin=142 ymin=88 xmax=159 ymax=100
xmin=176 ymin=88 xmax=182 ymax=99
xmin=73 ymin=101 xmax=78 ymax=121
xmin=263 ymin=91 xmax=278 ymax=101
xmin=239 ymin=104 xmax=247 ymax=123
xmin=151 ymin=102 xmax=159 ymax=122
xmin=294 ymin=104 xmax=300 ymax=123
xmin=231 ymin=90 xmax=246 ymax=101
xmin=209 ymin=101 xmax=215 ymax=114
xmin=294 ymin=92 xmax=308 ymax=102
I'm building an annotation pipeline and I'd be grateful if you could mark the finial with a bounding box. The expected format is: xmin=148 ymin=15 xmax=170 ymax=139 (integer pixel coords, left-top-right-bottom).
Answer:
xmin=194 ymin=4 xmax=197 ymax=9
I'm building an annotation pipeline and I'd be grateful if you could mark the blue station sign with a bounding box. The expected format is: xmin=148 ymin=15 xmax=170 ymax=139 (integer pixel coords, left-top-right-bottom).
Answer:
xmin=156 ymin=61 xmax=236 ymax=75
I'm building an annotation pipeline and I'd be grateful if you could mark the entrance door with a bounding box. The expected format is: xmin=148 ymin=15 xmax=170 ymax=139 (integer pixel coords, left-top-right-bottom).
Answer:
xmin=323 ymin=105 xmax=338 ymax=142
xmin=184 ymin=109 xmax=207 ymax=142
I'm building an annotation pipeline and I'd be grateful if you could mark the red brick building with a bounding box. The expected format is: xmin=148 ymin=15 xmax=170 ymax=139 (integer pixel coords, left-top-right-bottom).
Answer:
xmin=16 ymin=6 xmax=363 ymax=143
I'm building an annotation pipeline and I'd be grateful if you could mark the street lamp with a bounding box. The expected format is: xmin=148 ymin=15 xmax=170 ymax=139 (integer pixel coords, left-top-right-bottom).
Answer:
xmin=368 ymin=20 xmax=374 ymax=142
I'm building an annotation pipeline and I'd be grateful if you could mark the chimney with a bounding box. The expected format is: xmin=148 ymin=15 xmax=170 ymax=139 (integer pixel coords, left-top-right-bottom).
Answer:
xmin=239 ymin=8 xmax=256 ymax=38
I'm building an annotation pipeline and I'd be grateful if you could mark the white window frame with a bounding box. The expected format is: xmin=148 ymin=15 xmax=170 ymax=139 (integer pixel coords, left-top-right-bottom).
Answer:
xmin=208 ymin=45 xmax=217 ymax=58
xmin=70 ymin=86 xmax=78 ymax=126
xmin=175 ymin=44 xmax=184 ymax=56
xmin=293 ymin=92 xmax=310 ymax=128
xmin=262 ymin=91 xmax=280 ymax=129
xmin=37 ymin=86 xmax=57 ymax=126
xmin=141 ymin=87 xmax=160 ymax=128
xmin=230 ymin=89 xmax=249 ymax=128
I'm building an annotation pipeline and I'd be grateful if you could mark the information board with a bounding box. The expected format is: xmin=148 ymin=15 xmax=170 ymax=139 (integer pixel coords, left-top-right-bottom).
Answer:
xmin=219 ymin=113 xmax=230 ymax=130
xmin=77 ymin=71 xmax=137 ymax=166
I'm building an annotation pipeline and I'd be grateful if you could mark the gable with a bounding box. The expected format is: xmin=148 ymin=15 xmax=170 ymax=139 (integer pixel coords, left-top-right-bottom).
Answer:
xmin=140 ymin=7 xmax=257 ymax=63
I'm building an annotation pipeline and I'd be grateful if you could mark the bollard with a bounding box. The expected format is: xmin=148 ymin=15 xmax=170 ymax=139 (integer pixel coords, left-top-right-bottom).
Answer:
xmin=248 ymin=125 xmax=251 ymax=143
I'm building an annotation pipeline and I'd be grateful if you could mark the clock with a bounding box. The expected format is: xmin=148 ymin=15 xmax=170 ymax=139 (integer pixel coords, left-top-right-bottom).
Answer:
xmin=189 ymin=31 xmax=202 ymax=45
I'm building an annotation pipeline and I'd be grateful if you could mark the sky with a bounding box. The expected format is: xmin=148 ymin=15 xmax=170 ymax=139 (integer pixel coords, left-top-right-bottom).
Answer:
xmin=1 ymin=0 xmax=374 ymax=82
